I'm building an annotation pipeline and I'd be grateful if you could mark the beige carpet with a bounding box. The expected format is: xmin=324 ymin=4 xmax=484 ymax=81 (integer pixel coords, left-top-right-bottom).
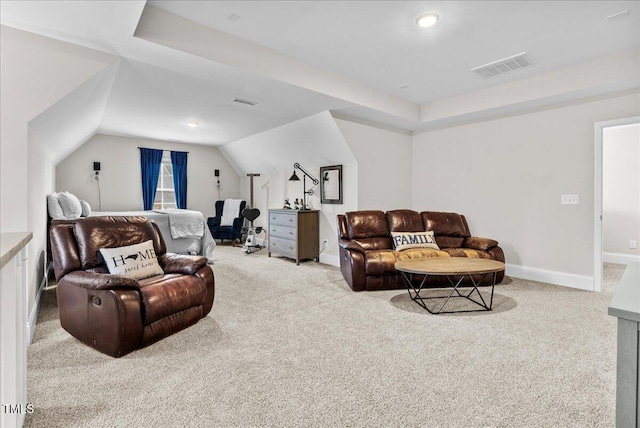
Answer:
xmin=25 ymin=247 xmax=624 ymax=427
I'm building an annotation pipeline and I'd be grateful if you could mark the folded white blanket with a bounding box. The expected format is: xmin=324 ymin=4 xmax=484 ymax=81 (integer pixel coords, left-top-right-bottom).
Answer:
xmin=154 ymin=209 xmax=204 ymax=239
xmin=221 ymin=199 xmax=243 ymax=226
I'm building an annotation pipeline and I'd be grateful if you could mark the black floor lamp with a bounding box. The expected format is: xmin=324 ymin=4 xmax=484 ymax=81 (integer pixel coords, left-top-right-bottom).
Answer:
xmin=288 ymin=163 xmax=319 ymax=210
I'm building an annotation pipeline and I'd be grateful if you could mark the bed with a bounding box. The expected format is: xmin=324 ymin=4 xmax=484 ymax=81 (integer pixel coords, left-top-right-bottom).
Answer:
xmin=88 ymin=210 xmax=215 ymax=262
xmin=48 ymin=199 xmax=215 ymax=263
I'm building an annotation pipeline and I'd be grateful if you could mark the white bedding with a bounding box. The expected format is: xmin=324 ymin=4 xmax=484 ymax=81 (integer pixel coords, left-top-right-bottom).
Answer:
xmin=89 ymin=210 xmax=215 ymax=262
xmin=155 ymin=209 xmax=204 ymax=239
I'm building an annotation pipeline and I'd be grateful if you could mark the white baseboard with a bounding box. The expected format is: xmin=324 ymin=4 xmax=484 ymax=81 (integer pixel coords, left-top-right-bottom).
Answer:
xmin=26 ymin=265 xmax=48 ymax=344
xmin=319 ymin=253 xmax=339 ymax=267
xmin=603 ymin=252 xmax=640 ymax=265
xmin=505 ymin=263 xmax=594 ymax=291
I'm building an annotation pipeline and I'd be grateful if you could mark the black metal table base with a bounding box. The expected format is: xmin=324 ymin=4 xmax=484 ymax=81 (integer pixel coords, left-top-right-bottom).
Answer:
xmin=400 ymin=271 xmax=497 ymax=314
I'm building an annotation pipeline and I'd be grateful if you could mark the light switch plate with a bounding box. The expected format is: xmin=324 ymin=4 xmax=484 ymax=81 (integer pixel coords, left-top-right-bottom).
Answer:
xmin=561 ymin=194 xmax=579 ymax=205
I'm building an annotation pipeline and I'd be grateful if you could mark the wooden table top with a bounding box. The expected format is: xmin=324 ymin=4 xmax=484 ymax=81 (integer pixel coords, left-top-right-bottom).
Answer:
xmin=395 ymin=258 xmax=505 ymax=276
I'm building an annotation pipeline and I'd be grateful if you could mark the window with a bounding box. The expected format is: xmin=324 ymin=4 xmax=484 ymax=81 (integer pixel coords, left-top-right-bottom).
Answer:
xmin=154 ymin=154 xmax=176 ymax=210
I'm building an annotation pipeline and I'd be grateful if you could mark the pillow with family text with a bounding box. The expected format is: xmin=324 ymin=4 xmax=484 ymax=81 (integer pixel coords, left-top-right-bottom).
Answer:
xmin=391 ymin=231 xmax=440 ymax=252
xmin=99 ymin=240 xmax=164 ymax=280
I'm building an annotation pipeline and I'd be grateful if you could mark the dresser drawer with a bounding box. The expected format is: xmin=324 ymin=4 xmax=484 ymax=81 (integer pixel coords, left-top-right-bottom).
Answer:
xmin=269 ymin=212 xmax=297 ymax=227
xmin=269 ymin=236 xmax=296 ymax=258
xmin=270 ymin=224 xmax=296 ymax=240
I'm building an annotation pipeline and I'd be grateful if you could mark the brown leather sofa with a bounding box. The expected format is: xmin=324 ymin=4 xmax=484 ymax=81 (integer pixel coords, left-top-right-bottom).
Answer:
xmin=50 ymin=216 xmax=215 ymax=357
xmin=337 ymin=210 xmax=505 ymax=291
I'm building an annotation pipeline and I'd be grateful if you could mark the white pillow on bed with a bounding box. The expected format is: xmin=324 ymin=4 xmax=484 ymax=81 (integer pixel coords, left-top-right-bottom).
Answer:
xmin=47 ymin=193 xmax=66 ymax=219
xmin=79 ymin=200 xmax=91 ymax=217
xmin=57 ymin=192 xmax=82 ymax=219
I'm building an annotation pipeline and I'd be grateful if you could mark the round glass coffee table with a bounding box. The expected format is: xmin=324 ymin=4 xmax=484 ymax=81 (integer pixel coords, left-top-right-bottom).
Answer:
xmin=394 ymin=258 xmax=505 ymax=314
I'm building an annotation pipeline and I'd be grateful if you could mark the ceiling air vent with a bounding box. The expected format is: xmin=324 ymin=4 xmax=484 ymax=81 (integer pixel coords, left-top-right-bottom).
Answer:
xmin=471 ymin=52 xmax=533 ymax=79
xmin=232 ymin=97 xmax=259 ymax=106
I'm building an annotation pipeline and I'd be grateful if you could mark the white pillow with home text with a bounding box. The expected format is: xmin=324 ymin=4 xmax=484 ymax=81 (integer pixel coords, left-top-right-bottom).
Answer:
xmin=99 ymin=240 xmax=164 ymax=280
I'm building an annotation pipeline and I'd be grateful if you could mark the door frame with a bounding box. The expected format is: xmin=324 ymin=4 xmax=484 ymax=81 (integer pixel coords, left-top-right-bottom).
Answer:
xmin=593 ymin=115 xmax=640 ymax=292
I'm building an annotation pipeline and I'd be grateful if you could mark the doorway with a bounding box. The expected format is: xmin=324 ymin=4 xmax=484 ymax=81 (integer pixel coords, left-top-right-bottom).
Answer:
xmin=593 ymin=116 xmax=640 ymax=292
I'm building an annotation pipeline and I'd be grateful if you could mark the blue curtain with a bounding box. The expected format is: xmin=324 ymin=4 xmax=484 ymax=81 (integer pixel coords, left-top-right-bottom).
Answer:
xmin=171 ymin=151 xmax=188 ymax=209
xmin=140 ymin=148 xmax=163 ymax=210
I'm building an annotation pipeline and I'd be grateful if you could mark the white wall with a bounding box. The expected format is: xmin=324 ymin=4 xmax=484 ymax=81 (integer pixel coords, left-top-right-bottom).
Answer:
xmin=56 ymin=134 xmax=241 ymax=219
xmin=413 ymin=92 xmax=640 ymax=290
xmin=603 ymin=123 xmax=640 ymax=260
xmin=26 ymin=129 xmax=55 ymax=335
xmin=0 ymin=25 xmax=117 ymax=329
xmin=224 ymin=112 xmax=359 ymax=266
xmin=240 ymin=163 xmax=358 ymax=266
xmin=334 ymin=118 xmax=413 ymax=211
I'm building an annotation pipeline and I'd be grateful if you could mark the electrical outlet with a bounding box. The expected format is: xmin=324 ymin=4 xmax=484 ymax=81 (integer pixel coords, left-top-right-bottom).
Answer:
xmin=630 ymin=240 xmax=638 ymax=249
xmin=560 ymin=194 xmax=579 ymax=205
xmin=322 ymin=239 xmax=328 ymax=248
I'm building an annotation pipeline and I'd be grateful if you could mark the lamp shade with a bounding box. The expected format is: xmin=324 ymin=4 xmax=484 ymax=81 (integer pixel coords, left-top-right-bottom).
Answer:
xmin=288 ymin=170 xmax=300 ymax=181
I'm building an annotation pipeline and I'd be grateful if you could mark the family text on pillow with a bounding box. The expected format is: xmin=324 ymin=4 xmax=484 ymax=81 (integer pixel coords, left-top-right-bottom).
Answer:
xmin=391 ymin=231 xmax=440 ymax=251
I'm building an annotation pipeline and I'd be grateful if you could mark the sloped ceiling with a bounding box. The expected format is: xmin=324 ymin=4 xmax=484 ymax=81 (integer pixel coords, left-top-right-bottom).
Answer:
xmin=29 ymin=60 xmax=120 ymax=164
xmin=220 ymin=111 xmax=356 ymax=175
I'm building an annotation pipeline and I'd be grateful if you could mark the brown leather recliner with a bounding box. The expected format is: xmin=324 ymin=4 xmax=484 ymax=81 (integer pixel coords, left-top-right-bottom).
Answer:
xmin=337 ymin=209 xmax=505 ymax=291
xmin=49 ymin=216 xmax=215 ymax=357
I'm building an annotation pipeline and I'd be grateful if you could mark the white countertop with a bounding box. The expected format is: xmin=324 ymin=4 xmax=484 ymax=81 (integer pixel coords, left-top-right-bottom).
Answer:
xmin=608 ymin=262 xmax=640 ymax=323
xmin=0 ymin=232 xmax=32 ymax=270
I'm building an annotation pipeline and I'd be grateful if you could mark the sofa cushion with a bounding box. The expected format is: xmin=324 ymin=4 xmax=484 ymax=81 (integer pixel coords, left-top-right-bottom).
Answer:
xmin=395 ymin=248 xmax=450 ymax=260
xmin=138 ymin=274 xmax=207 ymax=325
xmin=421 ymin=212 xmax=471 ymax=248
xmin=465 ymin=237 xmax=499 ymax=251
xmin=364 ymin=250 xmax=397 ymax=275
xmin=435 ymin=236 xmax=466 ymax=249
xmin=386 ymin=210 xmax=424 ymax=232
xmin=441 ymin=248 xmax=495 ymax=259
xmin=421 ymin=211 xmax=470 ymax=238
xmin=391 ymin=231 xmax=439 ymax=251
xmin=75 ymin=216 xmax=165 ymax=269
xmin=352 ymin=237 xmax=393 ymax=251
xmin=345 ymin=210 xmax=393 ymax=250
xmin=345 ymin=210 xmax=389 ymax=239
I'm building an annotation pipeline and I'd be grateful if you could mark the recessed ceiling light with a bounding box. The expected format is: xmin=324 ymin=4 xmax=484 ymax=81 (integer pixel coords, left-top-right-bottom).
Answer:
xmin=416 ymin=13 xmax=439 ymax=28
xmin=399 ymin=84 xmax=409 ymax=89
xmin=187 ymin=122 xmax=199 ymax=128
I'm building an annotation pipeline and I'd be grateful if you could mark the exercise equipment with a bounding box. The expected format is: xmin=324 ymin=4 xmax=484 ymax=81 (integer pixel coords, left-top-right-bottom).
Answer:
xmin=242 ymin=173 xmax=265 ymax=254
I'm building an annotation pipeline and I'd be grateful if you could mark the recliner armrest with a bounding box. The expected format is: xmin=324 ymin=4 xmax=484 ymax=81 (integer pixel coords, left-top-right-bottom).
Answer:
xmin=60 ymin=271 xmax=139 ymax=290
xmin=338 ymin=239 xmax=365 ymax=254
xmin=160 ymin=253 xmax=207 ymax=275
xmin=464 ymin=237 xmax=499 ymax=251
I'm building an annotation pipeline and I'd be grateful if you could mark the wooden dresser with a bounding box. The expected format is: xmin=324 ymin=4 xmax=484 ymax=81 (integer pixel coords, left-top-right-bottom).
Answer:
xmin=268 ymin=209 xmax=319 ymax=265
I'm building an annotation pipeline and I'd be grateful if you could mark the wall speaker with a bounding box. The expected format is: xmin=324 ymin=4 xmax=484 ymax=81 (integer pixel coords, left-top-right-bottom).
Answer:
xmin=93 ymin=162 xmax=101 ymax=171
xmin=214 ymin=169 xmax=220 ymax=177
